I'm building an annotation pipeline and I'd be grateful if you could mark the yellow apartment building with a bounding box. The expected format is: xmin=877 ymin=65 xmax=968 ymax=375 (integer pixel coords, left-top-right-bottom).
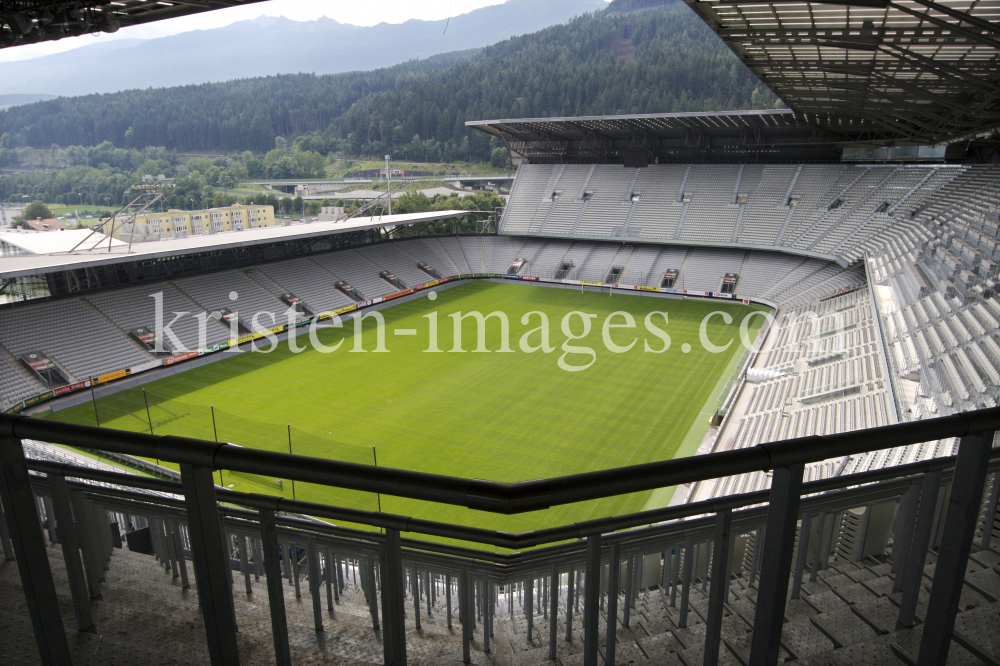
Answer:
xmin=103 ymin=204 xmax=275 ymax=240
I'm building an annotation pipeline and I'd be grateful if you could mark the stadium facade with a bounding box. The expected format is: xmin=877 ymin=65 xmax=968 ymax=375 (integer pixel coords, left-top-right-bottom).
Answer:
xmin=1 ymin=1 xmax=999 ymax=665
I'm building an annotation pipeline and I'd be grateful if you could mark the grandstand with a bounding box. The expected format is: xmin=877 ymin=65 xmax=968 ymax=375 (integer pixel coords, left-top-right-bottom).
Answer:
xmin=2 ymin=0 xmax=1000 ymax=664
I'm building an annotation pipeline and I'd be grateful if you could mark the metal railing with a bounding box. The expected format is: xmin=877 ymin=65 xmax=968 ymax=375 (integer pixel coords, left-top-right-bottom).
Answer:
xmin=2 ymin=408 xmax=1000 ymax=666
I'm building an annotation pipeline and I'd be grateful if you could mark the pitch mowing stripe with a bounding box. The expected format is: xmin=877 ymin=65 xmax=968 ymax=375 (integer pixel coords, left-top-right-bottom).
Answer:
xmin=45 ymin=281 xmax=766 ymax=543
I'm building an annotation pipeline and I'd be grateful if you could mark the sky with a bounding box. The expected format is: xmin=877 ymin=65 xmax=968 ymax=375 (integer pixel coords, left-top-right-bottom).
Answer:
xmin=0 ymin=0 xmax=510 ymax=63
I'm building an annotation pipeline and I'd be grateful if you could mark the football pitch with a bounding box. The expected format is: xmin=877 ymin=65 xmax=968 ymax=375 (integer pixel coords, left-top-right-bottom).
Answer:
xmin=45 ymin=281 xmax=766 ymax=540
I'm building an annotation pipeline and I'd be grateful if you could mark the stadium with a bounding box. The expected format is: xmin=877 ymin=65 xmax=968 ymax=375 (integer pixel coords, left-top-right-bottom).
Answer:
xmin=0 ymin=0 xmax=999 ymax=665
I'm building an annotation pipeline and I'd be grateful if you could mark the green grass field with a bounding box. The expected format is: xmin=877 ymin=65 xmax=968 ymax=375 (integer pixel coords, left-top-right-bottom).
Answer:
xmin=46 ymin=281 xmax=765 ymax=541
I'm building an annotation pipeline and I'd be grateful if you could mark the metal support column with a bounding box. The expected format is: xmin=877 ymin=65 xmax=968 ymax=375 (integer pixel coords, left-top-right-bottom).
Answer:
xmin=525 ymin=576 xmax=534 ymax=642
xmin=460 ymin=570 xmax=472 ymax=664
xmin=69 ymin=491 xmax=102 ymax=598
xmin=549 ymin=565 xmax=558 ymax=661
xmin=897 ymin=471 xmax=940 ymax=629
xmin=307 ymin=538 xmax=323 ymax=632
xmin=749 ymin=463 xmax=804 ymax=665
xmin=606 ymin=542 xmax=621 ymax=666
xmin=48 ymin=474 xmax=95 ymax=633
xmin=326 ymin=549 xmax=335 ymax=610
xmin=623 ymin=555 xmax=634 ymax=627
xmin=446 ymin=573 xmax=452 ymax=629
xmin=258 ymin=508 xmax=291 ymax=666
xmin=412 ymin=567 xmax=421 ymax=631
xmin=679 ymin=538 xmax=693 ymax=629
xmin=483 ymin=578 xmax=491 ymax=654
xmin=0 ymin=495 xmax=13 ymax=561
xmin=892 ymin=482 xmax=921 ymax=587
xmin=0 ymin=434 xmax=72 ymax=665
xmin=180 ymin=462 xmax=240 ymax=666
xmin=379 ymin=528 xmax=407 ymax=666
xmin=704 ymin=509 xmax=732 ymax=666
xmin=367 ymin=555 xmax=380 ymax=631
xmin=790 ymin=513 xmax=811 ymax=600
xmin=565 ymin=568 xmax=574 ymax=642
xmin=918 ymin=433 xmax=994 ymax=665
xmin=238 ymin=534 xmax=251 ymax=595
xmin=171 ymin=521 xmax=190 ymax=590
xmin=982 ymin=470 xmax=1000 ymax=550
xmin=583 ymin=535 xmax=602 ymax=666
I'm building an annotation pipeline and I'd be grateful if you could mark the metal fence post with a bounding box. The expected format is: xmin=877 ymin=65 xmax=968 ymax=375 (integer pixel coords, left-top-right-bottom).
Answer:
xmin=460 ymin=569 xmax=472 ymax=664
xmin=238 ymin=534 xmax=251 ymax=595
xmin=68 ymin=490 xmax=102 ymax=598
xmin=583 ymin=535 xmax=602 ymax=666
xmin=623 ymin=555 xmax=633 ymax=627
xmin=325 ymin=549 xmax=335 ymax=609
xmin=918 ymin=433 xmax=994 ymax=665
xmin=749 ymin=462 xmax=804 ymax=665
xmin=258 ymin=509 xmax=291 ymax=666
xmin=171 ymin=520 xmax=190 ymax=590
xmin=565 ymin=568 xmax=575 ymax=642
xmin=179 ymin=463 xmax=239 ymax=666
xmin=549 ymin=565 xmax=558 ymax=661
xmin=525 ymin=576 xmax=534 ymax=642
xmin=0 ymin=495 xmax=14 ymax=561
xmin=892 ymin=481 xmax=921 ymax=588
xmin=679 ymin=538 xmax=693 ymax=628
xmin=307 ymin=538 xmax=323 ymax=632
xmin=981 ymin=470 xmax=1000 ymax=550
xmin=48 ymin=474 xmax=95 ymax=633
xmin=897 ymin=470 xmax=940 ymax=630
xmin=0 ymin=434 xmax=72 ymax=665
xmin=411 ymin=566 xmax=421 ymax=631
xmin=790 ymin=513 xmax=811 ymax=600
xmin=705 ymin=509 xmax=732 ymax=666
xmin=379 ymin=528 xmax=407 ymax=666
xmin=605 ymin=542 xmax=621 ymax=666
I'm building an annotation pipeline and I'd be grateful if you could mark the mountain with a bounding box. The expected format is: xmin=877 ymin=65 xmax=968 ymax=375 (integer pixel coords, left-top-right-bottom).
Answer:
xmin=0 ymin=94 xmax=58 ymax=110
xmin=0 ymin=0 xmax=607 ymax=97
xmin=0 ymin=0 xmax=779 ymax=160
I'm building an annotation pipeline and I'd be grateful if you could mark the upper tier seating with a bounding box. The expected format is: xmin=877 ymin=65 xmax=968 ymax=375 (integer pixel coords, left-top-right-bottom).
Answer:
xmin=499 ymin=163 xmax=982 ymax=265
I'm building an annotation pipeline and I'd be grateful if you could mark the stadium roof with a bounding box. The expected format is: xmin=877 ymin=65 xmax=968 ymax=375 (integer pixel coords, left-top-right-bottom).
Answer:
xmin=468 ymin=109 xmax=908 ymax=162
xmin=0 ymin=0 xmax=271 ymax=49
xmin=0 ymin=210 xmax=473 ymax=279
xmin=0 ymin=229 xmax=126 ymax=254
xmin=682 ymin=0 xmax=1000 ymax=145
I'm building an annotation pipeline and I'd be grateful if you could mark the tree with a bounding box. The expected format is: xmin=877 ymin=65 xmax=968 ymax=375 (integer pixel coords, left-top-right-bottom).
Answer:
xmin=0 ymin=1 xmax=776 ymax=159
xmin=490 ymin=147 xmax=509 ymax=168
xmin=16 ymin=200 xmax=54 ymax=223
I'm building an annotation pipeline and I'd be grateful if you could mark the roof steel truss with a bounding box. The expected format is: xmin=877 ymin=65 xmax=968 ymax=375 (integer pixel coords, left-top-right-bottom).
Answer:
xmin=684 ymin=0 xmax=1000 ymax=143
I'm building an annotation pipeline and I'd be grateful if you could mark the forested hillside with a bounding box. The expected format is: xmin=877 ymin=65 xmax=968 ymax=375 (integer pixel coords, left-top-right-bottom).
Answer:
xmin=0 ymin=0 xmax=778 ymax=162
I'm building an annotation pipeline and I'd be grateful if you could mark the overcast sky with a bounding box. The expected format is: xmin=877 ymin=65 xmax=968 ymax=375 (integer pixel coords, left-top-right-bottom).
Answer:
xmin=0 ymin=0 xmax=512 ymax=63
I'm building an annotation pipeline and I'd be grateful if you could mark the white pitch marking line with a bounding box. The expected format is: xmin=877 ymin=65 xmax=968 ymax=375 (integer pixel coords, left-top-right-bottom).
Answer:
xmin=394 ymin=329 xmax=417 ymax=336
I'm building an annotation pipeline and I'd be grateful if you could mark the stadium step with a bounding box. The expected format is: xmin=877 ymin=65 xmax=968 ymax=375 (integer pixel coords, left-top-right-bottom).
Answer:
xmin=4 ymin=534 xmax=1000 ymax=666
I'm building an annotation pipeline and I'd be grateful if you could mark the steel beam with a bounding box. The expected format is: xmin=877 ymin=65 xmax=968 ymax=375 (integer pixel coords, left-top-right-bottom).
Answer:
xmin=705 ymin=509 xmax=732 ymax=666
xmin=48 ymin=474 xmax=95 ymax=633
xmin=379 ymin=528 xmax=407 ymax=666
xmin=749 ymin=463 xmax=804 ymax=665
xmin=917 ymin=434 xmax=994 ymax=665
xmin=179 ymin=462 xmax=239 ymax=666
xmin=582 ymin=535 xmax=602 ymax=666
xmin=897 ymin=471 xmax=940 ymax=630
xmin=258 ymin=509 xmax=291 ymax=666
xmin=0 ymin=435 xmax=72 ymax=665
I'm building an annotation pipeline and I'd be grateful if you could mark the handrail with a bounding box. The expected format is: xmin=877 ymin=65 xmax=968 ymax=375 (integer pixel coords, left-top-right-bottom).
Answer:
xmin=4 ymin=407 xmax=1000 ymax=515
xmin=23 ymin=436 xmax=1000 ymax=552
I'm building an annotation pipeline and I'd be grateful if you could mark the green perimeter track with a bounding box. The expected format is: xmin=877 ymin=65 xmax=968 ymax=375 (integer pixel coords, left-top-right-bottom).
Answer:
xmin=46 ymin=281 xmax=766 ymax=544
